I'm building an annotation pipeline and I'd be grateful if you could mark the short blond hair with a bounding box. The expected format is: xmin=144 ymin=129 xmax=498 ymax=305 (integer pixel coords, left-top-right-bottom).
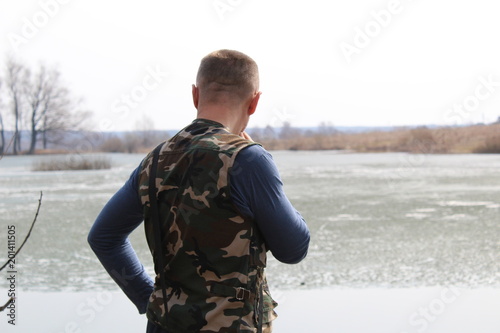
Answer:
xmin=196 ymin=49 xmax=259 ymax=102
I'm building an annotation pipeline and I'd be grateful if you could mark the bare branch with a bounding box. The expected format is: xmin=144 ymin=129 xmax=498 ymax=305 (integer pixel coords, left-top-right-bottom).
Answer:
xmin=0 ymin=191 xmax=43 ymax=272
xmin=0 ymin=297 xmax=14 ymax=312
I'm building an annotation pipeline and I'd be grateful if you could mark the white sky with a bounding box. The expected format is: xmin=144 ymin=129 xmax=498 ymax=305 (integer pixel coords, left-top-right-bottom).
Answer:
xmin=1 ymin=0 xmax=500 ymax=131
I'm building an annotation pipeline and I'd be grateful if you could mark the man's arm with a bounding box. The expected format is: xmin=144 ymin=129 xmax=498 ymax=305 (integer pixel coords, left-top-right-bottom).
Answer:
xmin=87 ymin=166 xmax=154 ymax=314
xmin=230 ymin=145 xmax=310 ymax=264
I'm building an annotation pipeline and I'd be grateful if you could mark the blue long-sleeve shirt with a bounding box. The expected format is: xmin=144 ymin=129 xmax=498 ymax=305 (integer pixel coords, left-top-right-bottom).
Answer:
xmin=88 ymin=144 xmax=310 ymax=314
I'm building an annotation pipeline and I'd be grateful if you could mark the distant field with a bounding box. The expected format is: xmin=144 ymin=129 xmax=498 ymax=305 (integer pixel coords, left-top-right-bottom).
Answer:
xmin=2 ymin=124 xmax=499 ymax=155
xmin=256 ymin=123 xmax=500 ymax=153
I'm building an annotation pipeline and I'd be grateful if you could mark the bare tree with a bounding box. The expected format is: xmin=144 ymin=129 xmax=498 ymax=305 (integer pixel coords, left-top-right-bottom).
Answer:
xmin=135 ymin=114 xmax=160 ymax=148
xmin=3 ymin=58 xmax=93 ymax=155
xmin=26 ymin=65 xmax=50 ymax=154
xmin=263 ymin=125 xmax=276 ymax=140
xmin=280 ymin=121 xmax=301 ymax=140
xmin=5 ymin=59 xmax=28 ymax=155
xmin=25 ymin=64 xmax=92 ymax=154
xmin=0 ymin=79 xmax=5 ymax=156
xmin=318 ymin=121 xmax=337 ymax=135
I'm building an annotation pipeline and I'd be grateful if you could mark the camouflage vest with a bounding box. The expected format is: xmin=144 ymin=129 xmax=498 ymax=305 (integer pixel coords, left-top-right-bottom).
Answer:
xmin=138 ymin=119 xmax=277 ymax=332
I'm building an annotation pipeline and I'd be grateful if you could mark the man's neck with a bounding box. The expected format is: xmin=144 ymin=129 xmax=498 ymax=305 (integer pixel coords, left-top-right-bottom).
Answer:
xmin=196 ymin=108 xmax=243 ymax=135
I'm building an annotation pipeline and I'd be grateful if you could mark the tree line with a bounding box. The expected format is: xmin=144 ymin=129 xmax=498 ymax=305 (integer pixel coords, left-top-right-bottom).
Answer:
xmin=0 ymin=58 xmax=90 ymax=155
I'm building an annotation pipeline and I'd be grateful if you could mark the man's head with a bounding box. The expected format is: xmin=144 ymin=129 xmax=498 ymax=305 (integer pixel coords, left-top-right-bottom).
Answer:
xmin=192 ymin=49 xmax=261 ymax=134
xmin=196 ymin=49 xmax=259 ymax=101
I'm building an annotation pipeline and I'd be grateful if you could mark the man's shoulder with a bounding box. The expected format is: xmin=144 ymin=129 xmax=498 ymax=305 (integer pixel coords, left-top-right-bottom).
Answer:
xmin=236 ymin=144 xmax=271 ymax=163
xmin=233 ymin=144 xmax=279 ymax=179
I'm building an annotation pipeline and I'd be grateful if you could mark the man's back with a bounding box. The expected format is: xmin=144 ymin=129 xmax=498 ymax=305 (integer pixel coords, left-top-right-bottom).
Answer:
xmin=139 ymin=119 xmax=275 ymax=332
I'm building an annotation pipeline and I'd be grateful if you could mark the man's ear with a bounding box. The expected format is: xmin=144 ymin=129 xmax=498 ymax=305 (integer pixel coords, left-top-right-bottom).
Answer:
xmin=247 ymin=91 xmax=261 ymax=116
xmin=192 ymin=84 xmax=199 ymax=109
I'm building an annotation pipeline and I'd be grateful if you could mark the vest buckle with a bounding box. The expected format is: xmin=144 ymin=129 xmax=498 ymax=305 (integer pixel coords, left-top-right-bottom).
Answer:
xmin=235 ymin=287 xmax=247 ymax=300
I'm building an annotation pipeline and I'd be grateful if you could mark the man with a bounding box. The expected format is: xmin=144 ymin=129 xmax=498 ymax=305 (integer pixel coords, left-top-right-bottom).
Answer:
xmin=88 ymin=49 xmax=310 ymax=333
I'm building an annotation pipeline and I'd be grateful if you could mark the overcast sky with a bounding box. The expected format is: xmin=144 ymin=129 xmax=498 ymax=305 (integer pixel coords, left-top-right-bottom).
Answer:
xmin=2 ymin=0 xmax=500 ymax=131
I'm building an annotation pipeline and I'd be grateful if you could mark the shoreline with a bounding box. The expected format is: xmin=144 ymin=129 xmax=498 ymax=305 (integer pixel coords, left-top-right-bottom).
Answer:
xmin=1 ymin=287 xmax=499 ymax=332
xmin=2 ymin=123 xmax=500 ymax=156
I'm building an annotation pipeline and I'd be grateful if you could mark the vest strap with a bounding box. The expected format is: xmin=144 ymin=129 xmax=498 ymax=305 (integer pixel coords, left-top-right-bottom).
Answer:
xmin=209 ymin=283 xmax=254 ymax=302
xmin=149 ymin=144 xmax=169 ymax=312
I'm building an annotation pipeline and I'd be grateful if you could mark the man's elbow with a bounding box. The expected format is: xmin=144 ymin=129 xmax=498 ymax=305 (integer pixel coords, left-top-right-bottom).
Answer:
xmin=277 ymin=251 xmax=308 ymax=264
xmin=87 ymin=230 xmax=97 ymax=252
xmin=272 ymin=235 xmax=310 ymax=264
xmin=87 ymin=227 xmax=107 ymax=253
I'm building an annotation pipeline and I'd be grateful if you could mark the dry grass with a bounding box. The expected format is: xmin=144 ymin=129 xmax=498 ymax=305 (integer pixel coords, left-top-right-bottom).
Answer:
xmin=257 ymin=124 xmax=500 ymax=154
xmin=33 ymin=155 xmax=112 ymax=171
xmin=473 ymin=133 xmax=500 ymax=153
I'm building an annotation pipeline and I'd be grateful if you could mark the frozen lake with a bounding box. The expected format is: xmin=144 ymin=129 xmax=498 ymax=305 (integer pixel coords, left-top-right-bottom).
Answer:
xmin=0 ymin=151 xmax=499 ymax=292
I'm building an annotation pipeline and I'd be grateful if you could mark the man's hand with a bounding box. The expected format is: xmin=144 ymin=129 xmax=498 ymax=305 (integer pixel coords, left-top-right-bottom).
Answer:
xmin=240 ymin=131 xmax=254 ymax=142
